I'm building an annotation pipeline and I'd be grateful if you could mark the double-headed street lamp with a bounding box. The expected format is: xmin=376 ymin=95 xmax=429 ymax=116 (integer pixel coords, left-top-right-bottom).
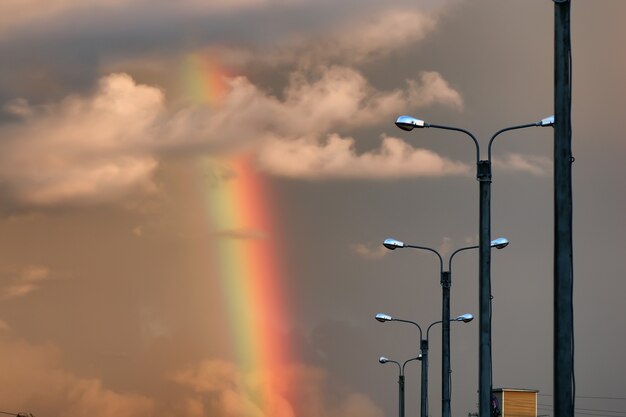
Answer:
xmin=382 ymin=237 xmax=509 ymax=417
xmin=379 ymin=355 xmax=421 ymax=417
xmin=375 ymin=313 xmax=474 ymax=417
xmin=394 ymin=114 xmax=553 ymax=417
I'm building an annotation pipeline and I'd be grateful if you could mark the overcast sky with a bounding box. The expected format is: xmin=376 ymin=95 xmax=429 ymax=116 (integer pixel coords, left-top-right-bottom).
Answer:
xmin=0 ymin=1 xmax=625 ymax=417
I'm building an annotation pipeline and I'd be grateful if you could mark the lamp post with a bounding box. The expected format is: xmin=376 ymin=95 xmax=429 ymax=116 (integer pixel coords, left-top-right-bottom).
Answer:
xmin=376 ymin=313 xmax=473 ymax=417
xmin=382 ymin=237 xmax=508 ymax=417
xmin=379 ymin=355 xmax=421 ymax=417
xmin=394 ymin=115 xmax=553 ymax=417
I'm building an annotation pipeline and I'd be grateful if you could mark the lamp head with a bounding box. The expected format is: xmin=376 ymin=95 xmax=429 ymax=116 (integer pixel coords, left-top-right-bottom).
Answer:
xmin=379 ymin=356 xmax=389 ymax=364
xmin=383 ymin=238 xmax=405 ymax=250
xmin=375 ymin=313 xmax=393 ymax=323
xmin=417 ymin=353 xmax=423 ymax=361
xmin=490 ymin=237 xmax=509 ymax=249
xmin=539 ymin=115 xmax=555 ymax=127
xmin=395 ymin=115 xmax=426 ymax=131
xmin=455 ymin=313 xmax=474 ymax=323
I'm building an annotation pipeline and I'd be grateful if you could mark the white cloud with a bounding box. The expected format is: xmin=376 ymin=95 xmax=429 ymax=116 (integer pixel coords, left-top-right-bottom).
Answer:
xmin=256 ymin=134 xmax=470 ymax=179
xmin=0 ymin=337 xmax=154 ymax=416
xmin=222 ymin=9 xmax=440 ymax=67
xmin=1 ymin=265 xmax=51 ymax=299
xmin=1 ymin=0 xmax=124 ymax=38
xmin=350 ymin=243 xmax=389 ymax=260
xmin=324 ymin=10 xmax=437 ymax=63
xmin=407 ymin=71 xmax=463 ymax=110
xmin=3 ymin=98 xmax=33 ymax=117
xmin=0 ymin=334 xmax=383 ymax=417
xmin=172 ymin=359 xmax=383 ymax=417
xmin=0 ymin=73 xmax=161 ymax=207
xmin=439 ymin=237 xmax=454 ymax=256
xmin=213 ymin=228 xmax=267 ymax=240
xmin=0 ymin=0 xmax=301 ymax=39
xmin=164 ymin=67 xmax=463 ymax=151
xmin=173 ymin=359 xmax=294 ymax=417
xmin=330 ymin=393 xmax=384 ymax=417
xmin=0 ymin=67 xmax=465 ymax=207
xmin=165 ymin=66 xmax=463 ymax=156
xmin=495 ymin=153 xmax=552 ymax=176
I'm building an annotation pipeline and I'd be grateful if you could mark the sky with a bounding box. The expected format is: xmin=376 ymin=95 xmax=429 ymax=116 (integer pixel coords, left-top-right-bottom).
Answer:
xmin=0 ymin=1 xmax=625 ymax=416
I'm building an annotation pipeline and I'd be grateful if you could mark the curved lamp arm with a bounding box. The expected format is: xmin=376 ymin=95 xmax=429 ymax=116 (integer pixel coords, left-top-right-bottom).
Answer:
xmin=404 ymin=244 xmax=444 ymax=273
xmin=426 ymin=320 xmax=443 ymax=341
xmin=487 ymin=116 xmax=554 ymax=162
xmin=379 ymin=356 xmax=401 ymax=374
xmin=395 ymin=318 xmax=424 ymax=341
xmin=383 ymin=238 xmax=443 ymax=272
xmin=375 ymin=313 xmax=424 ymax=341
xmin=402 ymin=356 xmax=421 ymax=375
xmin=448 ymin=245 xmax=479 ymax=273
xmin=395 ymin=115 xmax=480 ymax=164
xmin=428 ymin=124 xmax=481 ymax=164
xmin=447 ymin=237 xmax=509 ymax=273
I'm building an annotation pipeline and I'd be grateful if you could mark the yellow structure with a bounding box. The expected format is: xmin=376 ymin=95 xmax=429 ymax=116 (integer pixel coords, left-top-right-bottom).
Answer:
xmin=492 ymin=388 xmax=538 ymax=417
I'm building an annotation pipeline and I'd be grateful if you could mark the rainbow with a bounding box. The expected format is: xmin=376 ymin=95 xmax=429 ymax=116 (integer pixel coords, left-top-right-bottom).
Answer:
xmin=181 ymin=52 xmax=230 ymax=106
xmin=184 ymin=52 xmax=296 ymax=415
xmin=204 ymin=154 xmax=294 ymax=416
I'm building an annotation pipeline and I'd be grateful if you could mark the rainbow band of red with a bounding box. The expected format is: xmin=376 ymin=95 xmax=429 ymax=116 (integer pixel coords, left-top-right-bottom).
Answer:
xmin=206 ymin=154 xmax=293 ymax=415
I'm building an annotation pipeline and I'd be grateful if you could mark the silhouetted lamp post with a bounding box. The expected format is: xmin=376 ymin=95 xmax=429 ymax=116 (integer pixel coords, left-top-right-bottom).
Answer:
xmin=376 ymin=313 xmax=473 ymax=417
xmin=382 ymin=237 xmax=508 ymax=417
xmin=379 ymin=355 xmax=421 ymax=417
xmin=394 ymin=114 xmax=553 ymax=417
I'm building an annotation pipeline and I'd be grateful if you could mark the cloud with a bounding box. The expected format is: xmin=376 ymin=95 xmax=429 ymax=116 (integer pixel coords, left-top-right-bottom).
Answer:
xmin=0 ymin=337 xmax=154 ymax=417
xmin=256 ymin=134 xmax=471 ymax=180
xmin=1 ymin=0 xmax=127 ymax=39
xmin=168 ymin=67 xmax=463 ymax=150
xmin=3 ymin=98 xmax=33 ymax=117
xmin=330 ymin=393 xmax=384 ymax=417
xmin=0 ymin=67 xmax=464 ymax=207
xmin=350 ymin=243 xmax=389 ymax=260
xmin=495 ymin=153 xmax=552 ymax=176
xmin=172 ymin=359 xmax=384 ymax=417
xmin=172 ymin=359 xmax=294 ymax=417
xmin=439 ymin=236 xmax=454 ymax=256
xmin=0 ymin=73 xmax=161 ymax=207
xmin=0 ymin=63 xmax=476 ymax=210
xmin=213 ymin=9 xmax=439 ymax=68
xmin=407 ymin=71 xmax=463 ymax=110
xmin=0 ymin=332 xmax=382 ymax=417
xmin=311 ymin=9 xmax=438 ymax=64
xmin=0 ymin=0 xmax=301 ymax=39
xmin=438 ymin=236 xmax=478 ymax=256
xmin=213 ymin=228 xmax=267 ymax=240
xmin=1 ymin=265 xmax=51 ymax=299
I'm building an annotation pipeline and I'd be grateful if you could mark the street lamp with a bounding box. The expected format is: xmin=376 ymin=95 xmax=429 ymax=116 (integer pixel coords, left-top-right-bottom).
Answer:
xmin=375 ymin=313 xmax=474 ymax=417
xmin=394 ymin=114 xmax=552 ymax=417
xmin=383 ymin=237 xmax=508 ymax=417
xmin=379 ymin=355 xmax=421 ymax=417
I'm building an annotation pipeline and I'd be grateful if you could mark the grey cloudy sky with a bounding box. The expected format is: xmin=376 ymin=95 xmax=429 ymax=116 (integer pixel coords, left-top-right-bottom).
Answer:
xmin=0 ymin=1 xmax=624 ymax=416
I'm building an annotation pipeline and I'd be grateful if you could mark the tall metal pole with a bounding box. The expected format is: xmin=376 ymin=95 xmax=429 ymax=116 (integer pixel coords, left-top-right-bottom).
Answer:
xmin=420 ymin=339 xmax=429 ymax=417
xmin=441 ymin=271 xmax=452 ymax=417
xmin=554 ymin=1 xmax=574 ymax=417
xmin=395 ymin=112 xmax=549 ymax=417
xmin=384 ymin=240 xmax=479 ymax=417
xmin=399 ymin=374 xmax=406 ymax=417
xmin=477 ymin=160 xmax=492 ymax=417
